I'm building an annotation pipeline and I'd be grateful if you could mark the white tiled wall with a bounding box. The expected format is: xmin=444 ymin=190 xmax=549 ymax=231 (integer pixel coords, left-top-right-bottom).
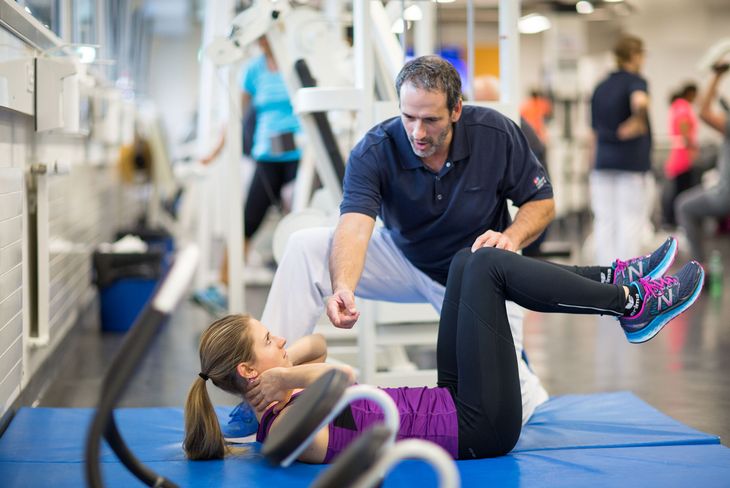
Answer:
xmin=0 ymin=48 xmax=141 ymax=421
xmin=0 ymin=25 xmax=31 ymax=417
xmin=45 ymin=164 xmax=143 ymax=339
xmin=0 ymin=167 xmax=23 ymax=413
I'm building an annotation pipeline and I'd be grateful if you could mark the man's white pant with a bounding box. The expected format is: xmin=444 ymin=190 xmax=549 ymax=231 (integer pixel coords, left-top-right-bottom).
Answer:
xmin=261 ymin=226 xmax=548 ymax=424
xmin=590 ymin=170 xmax=653 ymax=265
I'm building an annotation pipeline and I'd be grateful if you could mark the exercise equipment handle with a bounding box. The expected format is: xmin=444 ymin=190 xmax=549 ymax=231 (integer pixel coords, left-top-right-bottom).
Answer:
xmin=85 ymin=245 xmax=199 ymax=488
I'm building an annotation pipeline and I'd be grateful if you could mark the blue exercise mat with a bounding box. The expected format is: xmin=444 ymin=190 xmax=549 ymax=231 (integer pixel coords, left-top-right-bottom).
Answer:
xmin=513 ymin=391 xmax=720 ymax=451
xmin=1 ymin=444 xmax=729 ymax=487
xmin=0 ymin=392 xmax=725 ymax=487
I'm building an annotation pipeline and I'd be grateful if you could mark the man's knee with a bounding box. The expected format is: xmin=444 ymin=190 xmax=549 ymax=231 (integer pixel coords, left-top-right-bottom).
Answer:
xmin=451 ymin=248 xmax=472 ymax=267
xmin=471 ymin=247 xmax=506 ymax=265
xmin=283 ymin=227 xmax=333 ymax=261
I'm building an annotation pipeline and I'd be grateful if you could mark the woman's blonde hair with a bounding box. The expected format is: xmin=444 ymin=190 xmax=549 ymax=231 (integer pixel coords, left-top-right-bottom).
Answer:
xmin=183 ymin=314 xmax=255 ymax=460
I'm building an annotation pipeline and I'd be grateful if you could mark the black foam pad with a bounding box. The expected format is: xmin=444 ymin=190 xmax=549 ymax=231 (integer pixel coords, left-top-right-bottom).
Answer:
xmin=311 ymin=425 xmax=392 ymax=488
xmin=262 ymin=368 xmax=350 ymax=464
xmin=293 ymin=58 xmax=346 ymax=187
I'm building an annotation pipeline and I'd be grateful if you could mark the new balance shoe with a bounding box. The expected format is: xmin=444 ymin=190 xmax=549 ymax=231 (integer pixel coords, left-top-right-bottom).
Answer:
xmin=619 ymin=261 xmax=705 ymax=344
xmin=221 ymin=401 xmax=259 ymax=440
xmin=611 ymin=236 xmax=678 ymax=286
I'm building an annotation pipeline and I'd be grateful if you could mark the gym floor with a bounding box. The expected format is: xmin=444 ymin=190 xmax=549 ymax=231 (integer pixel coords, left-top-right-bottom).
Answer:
xmin=38 ymin=234 xmax=730 ymax=447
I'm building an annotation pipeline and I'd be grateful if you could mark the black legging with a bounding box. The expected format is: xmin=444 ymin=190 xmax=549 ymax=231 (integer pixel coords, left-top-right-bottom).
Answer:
xmin=244 ymin=160 xmax=298 ymax=239
xmin=437 ymin=247 xmax=627 ymax=459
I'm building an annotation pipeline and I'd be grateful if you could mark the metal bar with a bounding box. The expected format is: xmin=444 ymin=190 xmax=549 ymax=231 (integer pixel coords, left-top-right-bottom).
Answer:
xmin=0 ymin=0 xmax=62 ymax=51
xmin=85 ymin=245 xmax=199 ymax=488
xmin=225 ymin=64 xmax=244 ymax=314
xmin=466 ymin=0 xmax=475 ymax=102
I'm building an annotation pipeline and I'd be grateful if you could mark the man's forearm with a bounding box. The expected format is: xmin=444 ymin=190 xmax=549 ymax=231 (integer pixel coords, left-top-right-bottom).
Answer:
xmin=504 ymin=198 xmax=555 ymax=249
xmin=329 ymin=215 xmax=374 ymax=293
xmin=624 ymin=106 xmax=649 ymax=136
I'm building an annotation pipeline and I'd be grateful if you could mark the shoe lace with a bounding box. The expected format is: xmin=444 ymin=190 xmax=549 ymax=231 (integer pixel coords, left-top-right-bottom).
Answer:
xmin=614 ymin=251 xmax=651 ymax=277
xmin=640 ymin=276 xmax=678 ymax=298
xmin=613 ymin=259 xmax=630 ymax=277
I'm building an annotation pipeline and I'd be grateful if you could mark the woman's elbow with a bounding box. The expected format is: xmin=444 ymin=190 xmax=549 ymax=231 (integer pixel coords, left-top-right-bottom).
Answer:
xmin=340 ymin=365 xmax=356 ymax=385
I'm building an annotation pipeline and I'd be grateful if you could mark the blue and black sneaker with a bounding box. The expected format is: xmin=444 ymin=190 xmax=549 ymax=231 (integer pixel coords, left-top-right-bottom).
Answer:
xmin=611 ymin=236 xmax=678 ymax=286
xmin=619 ymin=261 xmax=704 ymax=344
xmin=221 ymin=401 xmax=259 ymax=440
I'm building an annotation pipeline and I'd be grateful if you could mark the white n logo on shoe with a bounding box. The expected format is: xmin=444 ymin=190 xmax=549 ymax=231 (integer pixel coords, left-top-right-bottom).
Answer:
xmin=657 ymin=289 xmax=673 ymax=311
xmin=628 ymin=262 xmax=644 ymax=282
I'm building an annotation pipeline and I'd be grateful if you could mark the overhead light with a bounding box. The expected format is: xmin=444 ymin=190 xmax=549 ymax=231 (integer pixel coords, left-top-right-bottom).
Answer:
xmin=433 ymin=0 xmax=455 ymax=3
xmin=576 ymin=1 xmax=594 ymax=14
xmin=403 ymin=5 xmax=423 ymax=21
xmin=518 ymin=13 xmax=551 ymax=34
xmin=604 ymin=0 xmax=623 ymax=2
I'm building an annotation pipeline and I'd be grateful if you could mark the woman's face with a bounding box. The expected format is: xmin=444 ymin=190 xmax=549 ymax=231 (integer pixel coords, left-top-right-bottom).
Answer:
xmin=245 ymin=319 xmax=291 ymax=376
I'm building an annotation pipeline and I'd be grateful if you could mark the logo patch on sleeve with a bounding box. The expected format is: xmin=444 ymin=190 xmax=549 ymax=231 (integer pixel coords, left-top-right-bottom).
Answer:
xmin=533 ymin=175 xmax=547 ymax=190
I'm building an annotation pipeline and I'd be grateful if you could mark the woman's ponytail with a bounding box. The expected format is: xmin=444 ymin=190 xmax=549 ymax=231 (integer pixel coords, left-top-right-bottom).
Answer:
xmin=183 ymin=314 xmax=255 ymax=460
xmin=183 ymin=376 xmax=225 ymax=459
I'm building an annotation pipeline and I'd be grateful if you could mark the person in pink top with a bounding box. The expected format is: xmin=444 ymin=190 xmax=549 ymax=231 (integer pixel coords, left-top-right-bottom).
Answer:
xmin=663 ymin=83 xmax=699 ymax=227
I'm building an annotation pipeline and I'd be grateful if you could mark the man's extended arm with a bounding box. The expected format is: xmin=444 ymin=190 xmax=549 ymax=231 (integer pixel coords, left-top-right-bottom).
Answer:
xmin=504 ymin=198 xmax=556 ymax=249
xmin=326 ymin=213 xmax=376 ymax=328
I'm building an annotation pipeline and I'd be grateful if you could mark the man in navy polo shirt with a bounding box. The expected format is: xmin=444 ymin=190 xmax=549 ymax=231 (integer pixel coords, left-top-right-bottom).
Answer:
xmin=260 ymin=56 xmax=555 ymax=423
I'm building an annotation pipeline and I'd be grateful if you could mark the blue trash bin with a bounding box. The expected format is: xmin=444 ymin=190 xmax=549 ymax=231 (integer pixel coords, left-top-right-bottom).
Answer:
xmin=93 ymin=251 xmax=164 ymax=332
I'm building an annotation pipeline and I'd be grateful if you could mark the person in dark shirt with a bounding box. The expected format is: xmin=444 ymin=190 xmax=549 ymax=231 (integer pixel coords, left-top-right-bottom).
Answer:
xmin=261 ymin=55 xmax=556 ymax=421
xmin=590 ymin=35 xmax=654 ymax=265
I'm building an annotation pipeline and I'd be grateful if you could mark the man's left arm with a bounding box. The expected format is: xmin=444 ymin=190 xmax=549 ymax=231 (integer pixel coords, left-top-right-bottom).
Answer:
xmin=471 ymin=198 xmax=555 ymax=252
xmin=504 ymin=198 xmax=555 ymax=249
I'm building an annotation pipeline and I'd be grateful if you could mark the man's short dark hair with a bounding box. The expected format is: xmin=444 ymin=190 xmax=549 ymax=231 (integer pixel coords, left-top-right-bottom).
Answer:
xmin=613 ymin=35 xmax=644 ymax=65
xmin=395 ymin=56 xmax=463 ymax=113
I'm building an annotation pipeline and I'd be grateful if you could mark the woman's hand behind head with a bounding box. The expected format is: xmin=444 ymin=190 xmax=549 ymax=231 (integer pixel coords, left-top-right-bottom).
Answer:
xmin=246 ymin=367 xmax=293 ymax=413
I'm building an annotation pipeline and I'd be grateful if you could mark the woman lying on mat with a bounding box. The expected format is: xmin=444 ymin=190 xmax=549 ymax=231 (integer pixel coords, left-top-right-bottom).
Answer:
xmin=184 ymin=238 xmax=703 ymax=462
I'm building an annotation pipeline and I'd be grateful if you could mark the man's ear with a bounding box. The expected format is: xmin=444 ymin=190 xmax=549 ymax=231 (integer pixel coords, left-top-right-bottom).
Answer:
xmin=237 ymin=362 xmax=257 ymax=380
xmin=451 ymin=99 xmax=463 ymax=123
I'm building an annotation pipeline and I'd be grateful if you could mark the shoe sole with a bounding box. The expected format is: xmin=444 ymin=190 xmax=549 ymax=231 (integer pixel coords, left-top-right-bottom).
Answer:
xmin=624 ymin=266 xmax=705 ymax=344
xmin=646 ymin=237 xmax=678 ymax=280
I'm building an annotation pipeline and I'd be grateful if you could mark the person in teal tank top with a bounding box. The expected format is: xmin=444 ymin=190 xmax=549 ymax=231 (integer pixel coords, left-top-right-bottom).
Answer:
xmin=200 ymin=37 xmax=302 ymax=287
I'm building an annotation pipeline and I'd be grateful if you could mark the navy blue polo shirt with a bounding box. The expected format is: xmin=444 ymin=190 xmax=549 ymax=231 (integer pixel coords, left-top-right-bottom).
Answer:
xmin=591 ymin=70 xmax=652 ymax=172
xmin=340 ymin=105 xmax=553 ymax=285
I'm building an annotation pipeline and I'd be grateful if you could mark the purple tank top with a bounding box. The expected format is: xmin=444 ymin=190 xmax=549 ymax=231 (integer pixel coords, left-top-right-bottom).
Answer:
xmin=324 ymin=386 xmax=458 ymax=462
xmin=255 ymin=391 xmax=303 ymax=443
xmin=255 ymin=386 xmax=458 ymax=463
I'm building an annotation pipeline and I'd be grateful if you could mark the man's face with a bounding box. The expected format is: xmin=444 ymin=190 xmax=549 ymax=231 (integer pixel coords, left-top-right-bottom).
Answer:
xmin=399 ymin=82 xmax=462 ymax=159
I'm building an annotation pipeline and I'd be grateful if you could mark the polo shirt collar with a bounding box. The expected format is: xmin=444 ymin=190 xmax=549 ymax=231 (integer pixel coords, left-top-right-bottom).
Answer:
xmin=449 ymin=115 xmax=470 ymax=162
xmin=387 ymin=115 xmax=471 ymax=170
